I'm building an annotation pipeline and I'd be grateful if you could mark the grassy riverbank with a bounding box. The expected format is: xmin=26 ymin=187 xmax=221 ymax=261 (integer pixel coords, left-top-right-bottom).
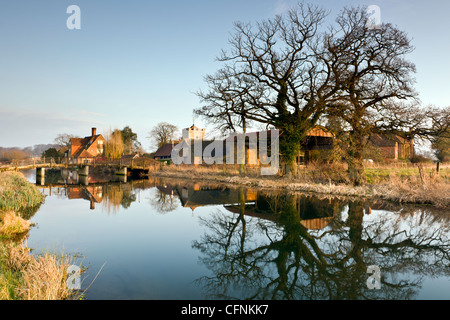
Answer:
xmin=151 ymin=162 xmax=450 ymax=209
xmin=0 ymin=171 xmax=78 ymax=300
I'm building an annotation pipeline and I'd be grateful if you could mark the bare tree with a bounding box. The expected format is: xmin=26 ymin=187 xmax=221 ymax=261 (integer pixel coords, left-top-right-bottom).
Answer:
xmin=148 ymin=122 xmax=179 ymax=151
xmin=195 ymin=3 xmax=340 ymax=176
xmin=54 ymin=133 xmax=79 ymax=148
xmin=323 ymin=6 xmax=418 ymax=185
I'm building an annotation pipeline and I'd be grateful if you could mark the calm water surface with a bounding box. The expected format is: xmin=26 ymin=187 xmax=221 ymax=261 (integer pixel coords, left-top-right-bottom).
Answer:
xmin=21 ymin=169 xmax=450 ymax=300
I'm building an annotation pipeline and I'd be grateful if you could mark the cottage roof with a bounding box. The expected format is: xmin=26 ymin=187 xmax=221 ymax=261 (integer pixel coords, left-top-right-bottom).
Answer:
xmin=76 ymin=149 xmax=95 ymax=158
xmin=154 ymin=144 xmax=174 ymax=157
xmin=71 ymin=134 xmax=104 ymax=159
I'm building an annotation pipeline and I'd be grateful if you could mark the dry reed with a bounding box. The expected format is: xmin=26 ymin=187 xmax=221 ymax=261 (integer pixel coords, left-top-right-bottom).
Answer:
xmin=3 ymin=241 xmax=79 ymax=300
xmin=18 ymin=251 xmax=74 ymax=300
xmin=0 ymin=211 xmax=31 ymax=238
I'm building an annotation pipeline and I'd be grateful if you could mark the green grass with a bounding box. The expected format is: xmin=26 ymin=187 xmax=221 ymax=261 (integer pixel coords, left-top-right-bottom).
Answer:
xmin=364 ymin=166 xmax=450 ymax=184
xmin=0 ymin=172 xmax=44 ymax=218
xmin=0 ymin=171 xmax=87 ymax=300
xmin=0 ymin=171 xmax=44 ymax=299
xmin=0 ymin=242 xmax=23 ymax=299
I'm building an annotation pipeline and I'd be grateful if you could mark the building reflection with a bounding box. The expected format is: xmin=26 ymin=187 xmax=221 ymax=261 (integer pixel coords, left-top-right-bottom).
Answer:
xmin=67 ymin=185 xmax=104 ymax=210
xmin=35 ymin=168 xmax=144 ymax=212
xmin=37 ymin=170 xmax=347 ymax=230
xmin=172 ymin=181 xmax=341 ymax=231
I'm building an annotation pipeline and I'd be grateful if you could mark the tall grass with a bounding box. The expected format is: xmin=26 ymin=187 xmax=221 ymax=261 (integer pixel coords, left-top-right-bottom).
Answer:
xmin=0 ymin=211 xmax=31 ymax=238
xmin=0 ymin=241 xmax=79 ymax=300
xmin=0 ymin=171 xmax=80 ymax=300
xmin=16 ymin=247 xmax=76 ymax=300
xmin=372 ymin=171 xmax=450 ymax=208
xmin=0 ymin=171 xmax=44 ymax=214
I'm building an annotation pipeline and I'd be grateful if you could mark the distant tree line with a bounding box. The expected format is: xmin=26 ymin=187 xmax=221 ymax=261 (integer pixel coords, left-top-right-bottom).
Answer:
xmin=0 ymin=144 xmax=59 ymax=161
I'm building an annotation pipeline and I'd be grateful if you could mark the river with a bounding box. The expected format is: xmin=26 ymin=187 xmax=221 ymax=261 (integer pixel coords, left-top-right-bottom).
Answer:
xmin=20 ymin=168 xmax=450 ymax=300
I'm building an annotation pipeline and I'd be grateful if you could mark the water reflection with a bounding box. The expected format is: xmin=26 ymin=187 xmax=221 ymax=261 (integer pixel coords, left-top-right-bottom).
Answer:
xmin=31 ymin=168 xmax=147 ymax=214
xmin=26 ymin=170 xmax=450 ymax=300
xmin=193 ymin=193 xmax=450 ymax=300
xmin=141 ymin=178 xmax=450 ymax=300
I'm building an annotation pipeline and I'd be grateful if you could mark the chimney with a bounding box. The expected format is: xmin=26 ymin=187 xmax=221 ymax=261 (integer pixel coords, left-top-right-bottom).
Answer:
xmin=92 ymin=127 xmax=97 ymax=136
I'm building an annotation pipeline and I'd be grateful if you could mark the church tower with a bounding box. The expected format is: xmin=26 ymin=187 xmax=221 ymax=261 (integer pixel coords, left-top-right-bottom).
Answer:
xmin=182 ymin=124 xmax=205 ymax=140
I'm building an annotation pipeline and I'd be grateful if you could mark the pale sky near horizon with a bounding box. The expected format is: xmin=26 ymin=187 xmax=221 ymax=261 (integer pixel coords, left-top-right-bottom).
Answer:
xmin=0 ymin=0 xmax=449 ymax=152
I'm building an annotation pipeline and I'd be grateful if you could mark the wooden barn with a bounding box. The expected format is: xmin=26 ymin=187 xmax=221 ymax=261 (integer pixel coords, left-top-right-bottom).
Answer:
xmin=297 ymin=126 xmax=334 ymax=164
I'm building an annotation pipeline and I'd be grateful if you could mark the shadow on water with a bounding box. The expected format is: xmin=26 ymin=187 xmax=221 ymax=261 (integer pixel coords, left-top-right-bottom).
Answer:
xmin=22 ymin=169 xmax=450 ymax=300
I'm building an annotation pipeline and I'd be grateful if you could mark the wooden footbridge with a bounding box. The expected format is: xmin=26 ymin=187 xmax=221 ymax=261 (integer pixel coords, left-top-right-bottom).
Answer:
xmin=0 ymin=157 xmax=157 ymax=178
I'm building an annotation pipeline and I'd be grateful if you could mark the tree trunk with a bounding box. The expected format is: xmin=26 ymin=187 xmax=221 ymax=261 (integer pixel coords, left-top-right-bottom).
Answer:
xmin=347 ymin=134 xmax=365 ymax=186
xmin=284 ymin=157 xmax=297 ymax=178
xmin=278 ymin=126 xmax=303 ymax=179
xmin=348 ymin=156 xmax=364 ymax=186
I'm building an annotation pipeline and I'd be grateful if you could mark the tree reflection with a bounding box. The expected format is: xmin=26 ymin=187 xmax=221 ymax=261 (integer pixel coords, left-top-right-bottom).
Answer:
xmin=148 ymin=186 xmax=180 ymax=214
xmin=100 ymin=183 xmax=136 ymax=213
xmin=192 ymin=192 xmax=450 ymax=300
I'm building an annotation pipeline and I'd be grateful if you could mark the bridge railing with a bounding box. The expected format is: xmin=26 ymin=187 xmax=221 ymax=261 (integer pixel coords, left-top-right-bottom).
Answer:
xmin=0 ymin=156 xmax=159 ymax=170
xmin=91 ymin=157 xmax=157 ymax=169
xmin=0 ymin=157 xmax=64 ymax=169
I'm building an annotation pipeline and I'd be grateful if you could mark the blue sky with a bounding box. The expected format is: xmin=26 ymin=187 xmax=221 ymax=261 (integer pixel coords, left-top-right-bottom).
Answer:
xmin=0 ymin=0 xmax=449 ymax=151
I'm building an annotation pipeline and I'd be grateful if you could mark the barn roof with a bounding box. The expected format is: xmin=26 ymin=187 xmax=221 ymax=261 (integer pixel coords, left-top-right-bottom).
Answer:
xmin=154 ymin=144 xmax=174 ymax=157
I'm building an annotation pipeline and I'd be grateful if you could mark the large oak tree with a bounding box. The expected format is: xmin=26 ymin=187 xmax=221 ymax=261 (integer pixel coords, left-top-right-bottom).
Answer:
xmin=196 ymin=3 xmax=445 ymax=183
xmin=323 ymin=6 xmax=418 ymax=185
xmin=195 ymin=3 xmax=340 ymax=176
